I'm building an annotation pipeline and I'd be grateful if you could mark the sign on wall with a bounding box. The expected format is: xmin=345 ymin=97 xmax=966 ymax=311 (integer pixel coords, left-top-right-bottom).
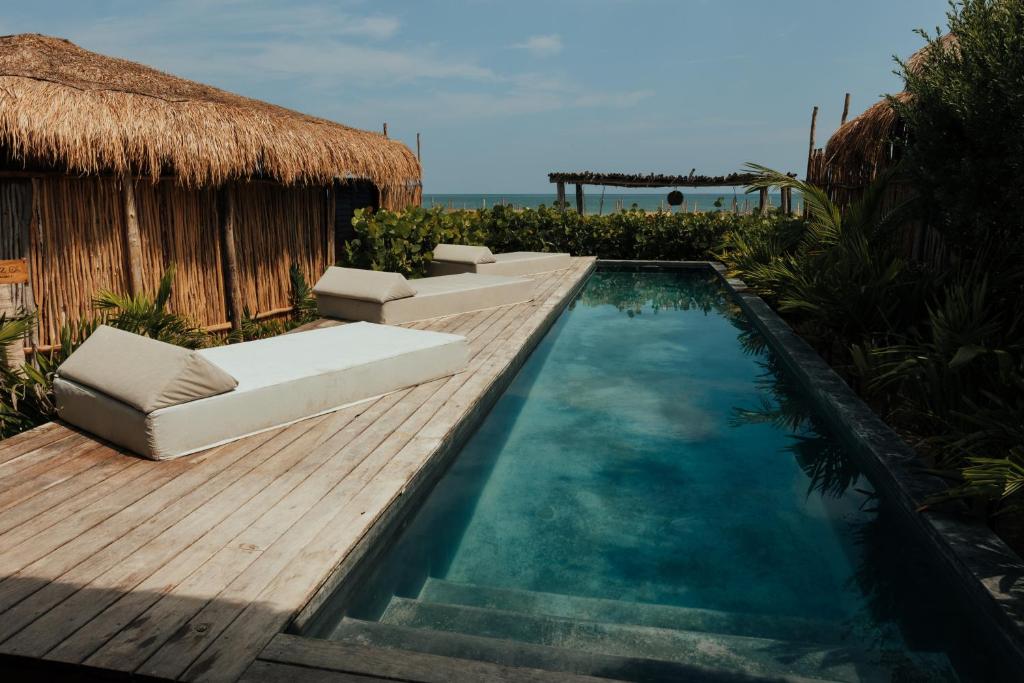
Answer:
xmin=0 ymin=259 xmax=29 ymax=285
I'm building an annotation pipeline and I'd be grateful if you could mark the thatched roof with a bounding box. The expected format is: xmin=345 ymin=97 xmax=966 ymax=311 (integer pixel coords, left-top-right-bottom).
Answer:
xmin=819 ymin=34 xmax=957 ymax=181
xmin=0 ymin=34 xmax=420 ymax=189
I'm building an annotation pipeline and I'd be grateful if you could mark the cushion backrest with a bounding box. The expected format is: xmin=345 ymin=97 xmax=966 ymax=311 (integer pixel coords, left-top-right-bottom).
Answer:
xmin=432 ymin=244 xmax=496 ymax=265
xmin=313 ymin=267 xmax=416 ymax=303
xmin=57 ymin=325 xmax=238 ymax=413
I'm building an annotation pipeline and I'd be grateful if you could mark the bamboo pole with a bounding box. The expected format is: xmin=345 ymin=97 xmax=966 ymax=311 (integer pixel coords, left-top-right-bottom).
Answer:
xmin=805 ymin=106 xmax=818 ymax=181
xmin=840 ymin=93 xmax=851 ymax=125
xmin=120 ymin=175 xmax=144 ymax=295
xmin=218 ymin=184 xmax=243 ymax=333
xmin=575 ymin=184 xmax=584 ymax=215
xmin=416 ymin=132 xmax=421 ymax=162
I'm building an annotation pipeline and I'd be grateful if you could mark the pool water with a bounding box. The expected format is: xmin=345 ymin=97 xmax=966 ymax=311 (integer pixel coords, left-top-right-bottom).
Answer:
xmin=308 ymin=268 xmax=996 ymax=681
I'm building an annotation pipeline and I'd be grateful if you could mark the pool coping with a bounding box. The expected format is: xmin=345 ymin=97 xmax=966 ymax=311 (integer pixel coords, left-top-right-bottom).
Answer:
xmin=600 ymin=258 xmax=1024 ymax=671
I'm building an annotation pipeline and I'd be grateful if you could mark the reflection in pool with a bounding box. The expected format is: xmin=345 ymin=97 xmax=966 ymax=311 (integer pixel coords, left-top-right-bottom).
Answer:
xmin=308 ymin=268 xmax=996 ymax=681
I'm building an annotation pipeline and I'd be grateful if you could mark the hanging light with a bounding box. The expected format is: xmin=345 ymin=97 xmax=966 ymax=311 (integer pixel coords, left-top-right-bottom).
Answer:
xmin=667 ymin=190 xmax=684 ymax=206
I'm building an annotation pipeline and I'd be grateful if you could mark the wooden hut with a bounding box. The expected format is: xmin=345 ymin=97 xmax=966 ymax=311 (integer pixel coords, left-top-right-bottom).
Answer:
xmin=807 ymin=34 xmax=958 ymax=206
xmin=0 ymin=33 xmax=422 ymax=361
xmin=806 ymin=35 xmax=957 ymax=263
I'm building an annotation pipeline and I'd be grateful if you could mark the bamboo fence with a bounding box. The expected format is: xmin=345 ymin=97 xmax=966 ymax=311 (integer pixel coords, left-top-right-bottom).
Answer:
xmin=17 ymin=175 xmax=341 ymax=347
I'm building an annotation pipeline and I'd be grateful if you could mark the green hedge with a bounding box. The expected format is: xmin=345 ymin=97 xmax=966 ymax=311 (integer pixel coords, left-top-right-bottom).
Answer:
xmin=342 ymin=204 xmax=801 ymax=276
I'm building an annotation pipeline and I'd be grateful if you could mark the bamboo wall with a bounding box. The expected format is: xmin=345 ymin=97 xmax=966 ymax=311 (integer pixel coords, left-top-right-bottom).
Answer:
xmin=6 ymin=174 xmax=371 ymax=347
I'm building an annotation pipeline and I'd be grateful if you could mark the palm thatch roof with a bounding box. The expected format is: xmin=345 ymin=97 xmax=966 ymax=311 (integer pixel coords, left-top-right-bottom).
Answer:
xmin=0 ymin=33 xmax=420 ymax=189
xmin=819 ymin=34 xmax=958 ymax=180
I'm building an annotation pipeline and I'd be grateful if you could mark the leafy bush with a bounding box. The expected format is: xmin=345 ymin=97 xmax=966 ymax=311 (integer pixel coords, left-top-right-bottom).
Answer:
xmin=720 ymin=165 xmax=929 ymax=356
xmin=894 ymin=0 xmax=1024 ymax=258
xmin=341 ymin=203 xmax=797 ymax=277
xmin=343 ymin=206 xmax=488 ymax=277
xmin=721 ymin=164 xmax=1024 ymax=530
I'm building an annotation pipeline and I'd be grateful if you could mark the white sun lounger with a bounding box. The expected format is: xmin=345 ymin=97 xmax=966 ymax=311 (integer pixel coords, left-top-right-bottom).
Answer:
xmin=313 ymin=267 xmax=534 ymax=324
xmin=427 ymin=244 xmax=572 ymax=277
xmin=54 ymin=323 xmax=469 ymax=461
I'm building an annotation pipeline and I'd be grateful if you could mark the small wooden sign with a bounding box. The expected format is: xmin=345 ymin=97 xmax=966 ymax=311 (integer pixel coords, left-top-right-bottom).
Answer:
xmin=0 ymin=259 xmax=28 ymax=285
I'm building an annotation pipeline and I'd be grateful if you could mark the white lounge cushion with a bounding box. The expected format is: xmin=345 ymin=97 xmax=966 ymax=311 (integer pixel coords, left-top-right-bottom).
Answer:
xmin=56 ymin=325 xmax=237 ymax=413
xmin=313 ymin=267 xmax=416 ymax=304
xmin=316 ymin=273 xmax=534 ymax=324
xmin=428 ymin=251 xmax=572 ymax=277
xmin=54 ymin=323 xmax=469 ymax=460
xmin=432 ymin=244 xmax=496 ymax=265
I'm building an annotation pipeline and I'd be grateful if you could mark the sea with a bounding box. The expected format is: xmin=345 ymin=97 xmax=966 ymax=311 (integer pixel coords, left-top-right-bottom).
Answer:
xmin=423 ymin=192 xmax=795 ymax=214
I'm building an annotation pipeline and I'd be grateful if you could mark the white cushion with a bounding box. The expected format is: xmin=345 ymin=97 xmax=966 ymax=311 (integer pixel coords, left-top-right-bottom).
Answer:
xmin=432 ymin=244 xmax=496 ymax=265
xmin=314 ymin=267 xmax=416 ymax=304
xmin=56 ymin=325 xmax=237 ymax=413
xmin=55 ymin=323 xmax=469 ymax=460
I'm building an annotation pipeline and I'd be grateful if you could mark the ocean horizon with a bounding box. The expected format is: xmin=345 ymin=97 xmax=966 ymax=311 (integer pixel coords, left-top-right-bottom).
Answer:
xmin=423 ymin=192 xmax=796 ymax=214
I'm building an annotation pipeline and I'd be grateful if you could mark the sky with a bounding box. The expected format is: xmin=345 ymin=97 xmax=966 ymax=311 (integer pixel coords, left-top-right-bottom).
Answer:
xmin=2 ymin=0 xmax=951 ymax=193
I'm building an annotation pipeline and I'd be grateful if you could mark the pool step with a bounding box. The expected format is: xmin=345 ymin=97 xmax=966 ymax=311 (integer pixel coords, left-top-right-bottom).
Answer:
xmin=378 ymin=597 xmax=887 ymax=682
xmin=419 ymin=578 xmax=846 ymax=644
xmin=332 ymin=616 xmax=841 ymax=683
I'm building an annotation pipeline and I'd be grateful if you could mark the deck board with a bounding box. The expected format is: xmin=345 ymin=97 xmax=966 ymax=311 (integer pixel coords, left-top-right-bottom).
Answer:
xmin=0 ymin=258 xmax=595 ymax=681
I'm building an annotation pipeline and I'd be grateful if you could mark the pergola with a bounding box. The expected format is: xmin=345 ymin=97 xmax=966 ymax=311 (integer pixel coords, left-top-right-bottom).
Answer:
xmin=548 ymin=171 xmax=795 ymax=215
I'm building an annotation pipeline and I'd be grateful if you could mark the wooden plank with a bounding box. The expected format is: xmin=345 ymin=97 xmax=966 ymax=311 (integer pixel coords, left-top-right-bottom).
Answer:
xmin=138 ymin=275 xmax=568 ymax=676
xmin=0 ymin=421 xmax=66 ymax=466
xmin=74 ymin=396 xmax=409 ymax=670
xmin=0 ymin=439 xmax=111 ymax=513
xmin=0 ymin=456 xmax=148 ymax=547
xmin=176 ymin=263 xmax=591 ymax=682
xmin=0 ymin=415 xmax=341 ymax=656
xmin=258 ymin=634 xmax=612 ymax=683
xmin=0 ymin=431 xmax=86 ymax=482
xmin=0 ymin=429 xmax=284 ymax=643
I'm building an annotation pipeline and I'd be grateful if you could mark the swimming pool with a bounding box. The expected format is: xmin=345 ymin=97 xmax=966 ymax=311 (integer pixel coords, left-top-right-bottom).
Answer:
xmin=304 ymin=267 xmax=994 ymax=681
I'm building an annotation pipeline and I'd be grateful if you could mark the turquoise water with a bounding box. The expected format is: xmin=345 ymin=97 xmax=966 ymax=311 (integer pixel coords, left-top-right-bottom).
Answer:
xmin=311 ymin=268 xmax=994 ymax=680
xmin=424 ymin=192 xmax=794 ymax=214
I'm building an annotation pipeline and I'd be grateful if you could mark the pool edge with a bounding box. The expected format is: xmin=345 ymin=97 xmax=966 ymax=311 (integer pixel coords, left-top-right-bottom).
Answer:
xmin=691 ymin=259 xmax=1024 ymax=673
xmin=289 ymin=259 xmax=599 ymax=636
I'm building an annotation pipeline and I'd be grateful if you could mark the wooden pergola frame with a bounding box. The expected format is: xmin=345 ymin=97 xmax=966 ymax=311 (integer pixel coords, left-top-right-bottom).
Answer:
xmin=548 ymin=171 xmax=796 ymax=215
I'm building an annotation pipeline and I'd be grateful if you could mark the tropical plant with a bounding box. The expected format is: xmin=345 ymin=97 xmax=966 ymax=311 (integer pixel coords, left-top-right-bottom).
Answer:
xmin=289 ymin=263 xmax=318 ymax=325
xmin=0 ymin=316 xmax=99 ymax=438
xmin=721 ymin=164 xmax=930 ymax=357
xmin=93 ymin=264 xmax=208 ymax=348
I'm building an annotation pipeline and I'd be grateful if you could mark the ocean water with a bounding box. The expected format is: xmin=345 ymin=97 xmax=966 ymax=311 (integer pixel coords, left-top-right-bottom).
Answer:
xmin=424 ymin=192 xmax=795 ymax=214
xmin=310 ymin=267 xmax=994 ymax=680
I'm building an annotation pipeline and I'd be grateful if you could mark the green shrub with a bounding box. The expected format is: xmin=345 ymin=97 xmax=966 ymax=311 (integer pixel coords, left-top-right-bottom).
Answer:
xmin=341 ymin=203 xmax=797 ymax=277
xmin=342 ymin=206 xmax=488 ymax=277
xmin=894 ymin=0 xmax=1024 ymax=258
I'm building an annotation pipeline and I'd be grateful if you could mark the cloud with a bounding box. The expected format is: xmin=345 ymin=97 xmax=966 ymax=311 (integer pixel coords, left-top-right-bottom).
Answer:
xmin=513 ymin=34 xmax=563 ymax=57
xmin=245 ymin=42 xmax=496 ymax=84
xmin=339 ymin=86 xmax=654 ymax=123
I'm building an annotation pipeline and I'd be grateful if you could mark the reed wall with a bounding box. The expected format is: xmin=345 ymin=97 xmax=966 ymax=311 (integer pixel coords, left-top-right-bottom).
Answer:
xmin=0 ymin=173 xmax=394 ymax=348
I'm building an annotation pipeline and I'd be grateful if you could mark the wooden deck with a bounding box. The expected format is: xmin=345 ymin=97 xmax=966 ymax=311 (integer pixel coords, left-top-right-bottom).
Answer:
xmin=0 ymin=257 xmax=596 ymax=682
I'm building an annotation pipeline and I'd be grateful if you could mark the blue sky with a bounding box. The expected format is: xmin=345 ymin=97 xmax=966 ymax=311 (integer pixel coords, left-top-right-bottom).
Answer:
xmin=4 ymin=1 xmax=949 ymax=192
